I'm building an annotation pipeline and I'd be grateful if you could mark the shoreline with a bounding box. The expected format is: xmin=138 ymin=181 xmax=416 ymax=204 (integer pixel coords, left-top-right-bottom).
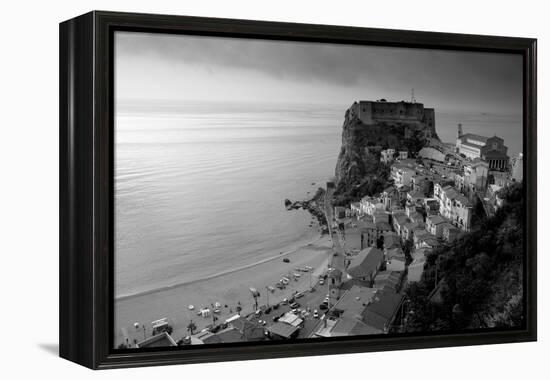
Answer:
xmin=116 ymin=231 xmax=327 ymax=301
xmin=115 ymin=233 xmax=333 ymax=347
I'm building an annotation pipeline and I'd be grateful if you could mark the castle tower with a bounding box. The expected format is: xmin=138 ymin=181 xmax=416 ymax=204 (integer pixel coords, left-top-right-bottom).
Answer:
xmin=457 ymin=123 xmax=463 ymax=138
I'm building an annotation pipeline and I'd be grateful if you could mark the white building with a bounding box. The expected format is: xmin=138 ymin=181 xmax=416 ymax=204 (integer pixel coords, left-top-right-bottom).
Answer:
xmin=391 ymin=164 xmax=416 ymax=188
xmin=433 ymin=183 xmax=473 ymax=231
xmin=360 ymin=196 xmax=385 ymax=216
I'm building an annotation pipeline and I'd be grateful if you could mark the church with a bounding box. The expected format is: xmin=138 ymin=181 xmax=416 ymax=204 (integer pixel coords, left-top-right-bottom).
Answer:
xmin=455 ymin=124 xmax=509 ymax=171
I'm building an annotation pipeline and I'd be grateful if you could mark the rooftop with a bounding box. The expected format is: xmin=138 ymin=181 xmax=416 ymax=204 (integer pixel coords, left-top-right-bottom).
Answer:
xmin=386 ymin=247 xmax=405 ymax=260
xmin=442 ymin=186 xmax=460 ymax=200
xmin=135 ymin=332 xmax=177 ymax=348
xmin=278 ymin=312 xmax=303 ymax=327
xmin=460 ymin=133 xmax=489 ymax=144
xmin=361 ymin=290 xmax=405 ymax=331
xmin=394 ymin=214 xmax=409 ymax=226
xmin=230 ymin=318 xmax=266 ymax=341
xmin=440 ymin=222 xmax=458 ymax=232
xmin=384 ymin=232 xmax=401 ymax=250
xmin=267 ymin=322 xmax=299 ymax=339
xmin=376 ymin=221 xmax=393 ymax=231
xmin=332 ymin=285 xmax=378 ymax=318
xmin=200 ymin=327 xmax=247 ymax=344
xmin=374 ymin=271 xmax=403 ymax=292
xmin=347 ymin=247 xmax=384 ymax=279
xmin=428 ymin=215 xmax=446 ymax=225
xmin=408 ymin=190 xmax=425 ymax=199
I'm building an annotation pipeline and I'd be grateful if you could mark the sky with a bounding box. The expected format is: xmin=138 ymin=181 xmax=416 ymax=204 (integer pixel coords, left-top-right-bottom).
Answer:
xmin=114 ymin=31 xmax=523 ymax=153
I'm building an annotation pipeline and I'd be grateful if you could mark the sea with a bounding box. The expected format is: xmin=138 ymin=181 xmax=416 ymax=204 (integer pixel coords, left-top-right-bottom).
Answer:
xmin=114 ymin=102 xmax=343 ymax=299
xmin=114 ymin=101 xmax=522 ymax=299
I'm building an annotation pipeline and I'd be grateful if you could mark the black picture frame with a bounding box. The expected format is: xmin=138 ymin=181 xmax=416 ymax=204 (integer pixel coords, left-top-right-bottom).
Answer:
xmin=59 ymin=10 xmax=537 ymax=370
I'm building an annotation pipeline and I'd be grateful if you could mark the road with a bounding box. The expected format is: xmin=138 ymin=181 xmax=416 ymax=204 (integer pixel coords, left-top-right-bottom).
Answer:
xmin=247 ymin=183 xmax=345 ymax=340
xmin=324 ymin=185 xmax=345 ymax=270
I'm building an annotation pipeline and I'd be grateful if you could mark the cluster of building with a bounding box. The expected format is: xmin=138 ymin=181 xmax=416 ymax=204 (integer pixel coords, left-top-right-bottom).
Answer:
xmin=316 ymin=123 xmax=524 ymax=337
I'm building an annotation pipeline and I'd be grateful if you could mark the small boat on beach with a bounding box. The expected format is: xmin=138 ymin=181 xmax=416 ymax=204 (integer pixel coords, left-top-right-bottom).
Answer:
xmin=188 ymin=305 xmax=195 ymax=310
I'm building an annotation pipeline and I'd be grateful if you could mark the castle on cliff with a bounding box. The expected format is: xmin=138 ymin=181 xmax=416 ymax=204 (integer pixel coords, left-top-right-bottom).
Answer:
xmin=348 ymin=99 xmax=437 ymax=138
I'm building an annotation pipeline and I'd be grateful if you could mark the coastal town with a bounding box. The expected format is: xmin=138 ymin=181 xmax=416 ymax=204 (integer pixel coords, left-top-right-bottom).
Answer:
xmin=117 ymin=99 xmax=524 ymax=348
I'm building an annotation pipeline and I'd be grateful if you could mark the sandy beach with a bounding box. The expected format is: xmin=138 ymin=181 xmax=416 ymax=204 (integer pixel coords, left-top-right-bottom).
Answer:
xmin=115 ymin=234 xmax=333 ymax=347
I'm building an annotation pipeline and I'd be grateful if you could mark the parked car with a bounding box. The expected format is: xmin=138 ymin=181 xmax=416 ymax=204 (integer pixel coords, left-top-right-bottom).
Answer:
xmin=290 ymin=302 xmax=300 ymax=309
xmin=313 ymin=309 xmax=319 ymax=318
xmin=283 ymin=258 xmax=290 ymax=263
xmin=319 ymin=279 xmax=325 ymax=285
xmin=319 ymin=303 xmax=328 ymax=310
xmin=295 ymin=292 xmax=304 ymax=299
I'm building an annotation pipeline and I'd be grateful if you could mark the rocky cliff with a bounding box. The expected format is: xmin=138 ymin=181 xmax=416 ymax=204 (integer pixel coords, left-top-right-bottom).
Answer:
xmin=333 ymin=106 xmax=437 ymax=205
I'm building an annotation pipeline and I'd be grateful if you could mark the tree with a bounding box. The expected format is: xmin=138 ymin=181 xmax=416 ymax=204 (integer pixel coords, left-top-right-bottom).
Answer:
xmin=404 ymin=182 xmax=524 ymax=332
xmin=376 ymin=235 xmax=384 ymax=250
xmin=186 ymin=320 xmax=197 ymax=335
xmin=403 ymin=239 xmax=414 ymax=263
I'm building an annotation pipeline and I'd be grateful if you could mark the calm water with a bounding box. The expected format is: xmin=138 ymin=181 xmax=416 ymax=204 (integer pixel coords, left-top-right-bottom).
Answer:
xmin=115 ymin=102 xmax=343 ymax=298
xmin=114 ymin=102 xmax=522 ymax=298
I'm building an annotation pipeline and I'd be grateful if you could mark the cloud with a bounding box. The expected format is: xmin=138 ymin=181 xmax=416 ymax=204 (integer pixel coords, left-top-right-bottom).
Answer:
xmin=115 ymin=31 xmax=522 ymax=113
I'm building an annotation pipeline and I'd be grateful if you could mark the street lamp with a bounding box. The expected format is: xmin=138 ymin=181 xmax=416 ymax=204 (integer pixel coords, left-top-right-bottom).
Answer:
xmin=265 ymin=286 xmax=270 ymax=307
xmin=134 ymin=322 xmax=146 ymax=340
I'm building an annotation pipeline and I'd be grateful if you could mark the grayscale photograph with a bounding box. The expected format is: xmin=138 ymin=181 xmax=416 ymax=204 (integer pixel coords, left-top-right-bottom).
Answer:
xmin=113 ymin=31 xmax=525 ymax=348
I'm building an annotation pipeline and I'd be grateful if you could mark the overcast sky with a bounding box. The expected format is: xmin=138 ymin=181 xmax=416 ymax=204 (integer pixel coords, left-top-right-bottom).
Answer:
xmin=115 ymin=31 xmax=522 ymax=116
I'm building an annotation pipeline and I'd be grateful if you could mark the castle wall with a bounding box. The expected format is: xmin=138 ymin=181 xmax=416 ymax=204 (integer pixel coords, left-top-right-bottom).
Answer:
xmin=422 ymin=108 xmax=436 ymax=136
xmin=349 ymin=100 xmax=436 ymax=139
xmin=370 ymin=101 xmax=424 ymax=121
xmin=350 ymin=101 xmax=374 ymax=124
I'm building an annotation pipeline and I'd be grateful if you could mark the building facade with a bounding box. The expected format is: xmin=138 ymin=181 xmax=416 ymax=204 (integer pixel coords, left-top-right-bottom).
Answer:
xmin=433 ymin=183 xmax=473 ymax=231
xmin=456 ymin=126 xmax=509 ymax=171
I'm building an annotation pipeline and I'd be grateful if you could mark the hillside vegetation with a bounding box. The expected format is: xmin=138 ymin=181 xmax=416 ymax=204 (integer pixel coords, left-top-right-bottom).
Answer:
xmin=405 ymin=182 xmax=524 ymax=331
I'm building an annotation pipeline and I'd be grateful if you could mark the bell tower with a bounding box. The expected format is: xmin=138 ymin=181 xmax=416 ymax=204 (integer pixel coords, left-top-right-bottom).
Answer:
xmin=457 ymin=123 xmax=463 ymax=138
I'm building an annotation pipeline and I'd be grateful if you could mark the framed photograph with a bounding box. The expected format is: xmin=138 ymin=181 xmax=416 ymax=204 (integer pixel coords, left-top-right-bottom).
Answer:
xmin=59 ymin=11 xmax=537 ymax=369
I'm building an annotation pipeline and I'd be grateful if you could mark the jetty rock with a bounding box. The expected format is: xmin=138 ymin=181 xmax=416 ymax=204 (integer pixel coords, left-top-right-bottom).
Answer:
xmin=284 ymin=199 xmax=293 ymax=210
